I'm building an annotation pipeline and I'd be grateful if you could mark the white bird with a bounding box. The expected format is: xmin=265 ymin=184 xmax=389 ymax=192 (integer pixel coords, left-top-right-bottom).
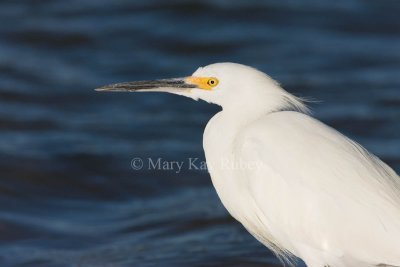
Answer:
xmin=97 ymin=63 xmax=400 ymax=267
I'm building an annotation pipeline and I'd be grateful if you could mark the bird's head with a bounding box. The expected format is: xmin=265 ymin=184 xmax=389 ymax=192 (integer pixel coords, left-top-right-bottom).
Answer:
xmin=97 ymin=62 xmax=307 ymax=113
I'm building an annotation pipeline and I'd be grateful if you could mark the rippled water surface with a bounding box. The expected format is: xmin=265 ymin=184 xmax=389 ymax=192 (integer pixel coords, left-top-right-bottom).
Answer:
xmin=0 ymin=0 xmax=399 ymax=266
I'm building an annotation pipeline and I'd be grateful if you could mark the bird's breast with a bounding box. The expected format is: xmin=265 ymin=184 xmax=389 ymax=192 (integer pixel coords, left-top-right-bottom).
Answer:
xmin=202 ymin=111 xmax=302 ymax=255
xmin=203 ymin=112 xmax=260 ymax=221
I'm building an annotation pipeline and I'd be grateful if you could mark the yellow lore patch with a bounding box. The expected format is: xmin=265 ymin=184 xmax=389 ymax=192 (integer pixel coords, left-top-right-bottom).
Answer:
xmin=186 ymin=76 xmax=219 ymax=90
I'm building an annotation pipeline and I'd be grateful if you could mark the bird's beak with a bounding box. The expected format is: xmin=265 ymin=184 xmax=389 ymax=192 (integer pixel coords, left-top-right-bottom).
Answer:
xmin=95 ymin=77 xmax=197 ymax=93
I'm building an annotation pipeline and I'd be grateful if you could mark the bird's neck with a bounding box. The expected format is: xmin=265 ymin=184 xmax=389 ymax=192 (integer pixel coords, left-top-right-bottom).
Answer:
xmin=221 ymin=98 xmax=281 ymax=129
xmin=223 ymin=106 xmax=267 ymax=128
xmin=220 ymin=87 xmax=308 ymax=126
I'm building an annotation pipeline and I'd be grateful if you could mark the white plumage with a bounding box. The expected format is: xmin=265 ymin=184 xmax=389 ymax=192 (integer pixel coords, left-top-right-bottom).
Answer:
xmin=97 ymin=62 xmax=400 ymax=267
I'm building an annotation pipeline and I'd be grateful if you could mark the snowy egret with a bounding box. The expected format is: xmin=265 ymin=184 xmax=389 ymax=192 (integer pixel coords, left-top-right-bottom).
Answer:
xmin=97 ymin=63 xmax=400 ymax=267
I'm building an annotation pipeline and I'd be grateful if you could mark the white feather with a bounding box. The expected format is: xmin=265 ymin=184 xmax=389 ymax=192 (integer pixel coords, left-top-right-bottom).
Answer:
xmin=197 ymin=63 xmax=400 ymax=267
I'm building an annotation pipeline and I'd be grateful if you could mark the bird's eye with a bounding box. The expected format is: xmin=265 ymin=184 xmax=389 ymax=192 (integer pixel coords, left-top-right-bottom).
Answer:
xmin=207 ymin=78 xmax=219 ymax=87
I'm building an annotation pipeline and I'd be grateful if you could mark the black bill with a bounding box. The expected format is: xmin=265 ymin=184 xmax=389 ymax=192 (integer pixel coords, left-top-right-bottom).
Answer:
xmin=95 ymin=78 xmax=196 ymax=92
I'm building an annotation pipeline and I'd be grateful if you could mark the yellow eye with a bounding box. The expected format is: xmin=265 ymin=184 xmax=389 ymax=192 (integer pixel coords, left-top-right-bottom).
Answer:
xmin=207 ymin=77 xmax=219 ymax=87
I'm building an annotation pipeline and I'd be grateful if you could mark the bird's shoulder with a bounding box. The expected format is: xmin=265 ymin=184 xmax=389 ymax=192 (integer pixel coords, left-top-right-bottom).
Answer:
xmin=235 ymin=110 xmax=398 ymax=181
xmin=235 ymin=110 xmax=400 ymax=212
xmin=235 ymin=110 xmax=339 ymax=151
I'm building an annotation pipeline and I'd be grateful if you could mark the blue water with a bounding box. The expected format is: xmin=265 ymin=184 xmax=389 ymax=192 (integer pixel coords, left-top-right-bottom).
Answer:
xmin=0 ymin=1 xmax=399 ymax=266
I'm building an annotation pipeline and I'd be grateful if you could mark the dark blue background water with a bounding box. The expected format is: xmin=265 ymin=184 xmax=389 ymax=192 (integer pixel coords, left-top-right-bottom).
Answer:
xmin=0 ymin=1 xmax=399 ymax=266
